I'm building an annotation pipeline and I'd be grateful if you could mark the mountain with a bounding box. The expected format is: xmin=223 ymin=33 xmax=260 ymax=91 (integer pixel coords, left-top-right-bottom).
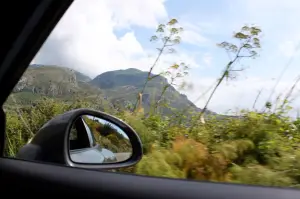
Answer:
xmin=10 ymin=65 xmax=212 ymax=116
xmin=90 ymin=68 xmax=167 ymax=89
xmin=9 ymin=65 xmax=102 ymax=105
xmin=75 ymin=71 xmax=91 ymax=82
xmin=28 ymin=64 xmax=91 ymax=82
xmin=90 ymin=68 xmax=206 ymax=115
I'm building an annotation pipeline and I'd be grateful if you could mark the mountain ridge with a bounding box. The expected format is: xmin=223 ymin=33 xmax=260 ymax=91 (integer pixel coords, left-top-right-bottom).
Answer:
xmin=10 ymin=64 xmax=214 ymax=116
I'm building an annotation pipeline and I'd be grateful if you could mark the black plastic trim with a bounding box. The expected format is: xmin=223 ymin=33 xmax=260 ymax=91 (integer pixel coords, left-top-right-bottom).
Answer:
xmin=1 ymin=157 xmax=300 ymax=198
xmin=0 ymin=0 xmax=73 ymax=155
xmin=0 ymin=0 xmax=73 ymax=107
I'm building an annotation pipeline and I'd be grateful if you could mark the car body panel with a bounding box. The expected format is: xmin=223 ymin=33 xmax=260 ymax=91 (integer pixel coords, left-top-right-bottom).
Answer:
xmin=81 ymin=117 xmax=96 ymax=147
xmin=70 ymin=145 xmax=117 ymax=163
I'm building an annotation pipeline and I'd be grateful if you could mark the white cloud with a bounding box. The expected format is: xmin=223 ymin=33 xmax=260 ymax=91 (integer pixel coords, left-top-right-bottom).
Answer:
xmin=34 ymin=0 xmax=167 ymax=76
xmin=202 ymin=53 xmax=212 ymax=66
xmin=180 ymin=21 xmax=210 ymax=46
xmin=279 ymin=41 xmax=298 ymax=58
xmin=106 ymin=0 xmax=168 ymax=29
xmin=181 ymin=30 xmax=207 ymax=46
xmin=34 ymin=0 xmax=201 ymax=78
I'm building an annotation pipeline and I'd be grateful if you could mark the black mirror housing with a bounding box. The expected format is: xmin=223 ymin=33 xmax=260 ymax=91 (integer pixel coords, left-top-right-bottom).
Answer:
xmin=16 ymin=108 xmax=143 ymax=170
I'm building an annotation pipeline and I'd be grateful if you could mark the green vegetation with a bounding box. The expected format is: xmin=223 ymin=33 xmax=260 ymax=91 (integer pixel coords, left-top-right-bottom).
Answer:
xmin=83 ymin=116 xmax=132 ymax=153
xmin=4 ymin=19 xmax=300 ymax=189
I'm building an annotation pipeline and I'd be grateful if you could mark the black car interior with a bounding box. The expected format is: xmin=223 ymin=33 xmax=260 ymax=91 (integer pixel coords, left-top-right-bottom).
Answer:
xmin=70 ymin=117 xmax=91 ymax=150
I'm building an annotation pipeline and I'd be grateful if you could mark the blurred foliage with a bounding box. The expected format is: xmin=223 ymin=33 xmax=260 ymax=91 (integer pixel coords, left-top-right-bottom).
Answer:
xmin=83 ymin=116 xmax=132 ymax=153
xmin=6 ymin=97 xmax=300 ymax=189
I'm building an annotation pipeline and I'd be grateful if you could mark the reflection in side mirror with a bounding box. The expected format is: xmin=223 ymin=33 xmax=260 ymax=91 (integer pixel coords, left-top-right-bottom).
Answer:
xmin=16 ymin=108 xmax=142 ymax=170
xmin=69 ymin=115 xmax=132 ymax=164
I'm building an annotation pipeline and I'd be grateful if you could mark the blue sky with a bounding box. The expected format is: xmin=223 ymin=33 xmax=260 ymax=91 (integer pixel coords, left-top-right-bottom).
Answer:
xmin=32 ymin=0 xmax=300 ymax=116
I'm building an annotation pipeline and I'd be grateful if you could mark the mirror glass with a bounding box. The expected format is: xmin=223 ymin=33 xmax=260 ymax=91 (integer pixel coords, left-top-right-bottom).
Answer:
xmin=68 ymin=114 xmax=132 ymax=164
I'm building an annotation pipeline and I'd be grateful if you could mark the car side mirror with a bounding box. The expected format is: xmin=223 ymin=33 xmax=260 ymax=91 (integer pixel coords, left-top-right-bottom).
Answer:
xmin=16 ymin=108 xmax=143 ymax=170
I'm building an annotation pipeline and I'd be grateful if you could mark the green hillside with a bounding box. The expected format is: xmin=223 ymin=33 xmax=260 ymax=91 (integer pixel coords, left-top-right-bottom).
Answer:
xmin=7 ymin=65 xmax=104 ymax=108
xmin=90 ymin=68 xmax=206 ymax=115
xmin=13 ymin=65 xmax=99 ymax=97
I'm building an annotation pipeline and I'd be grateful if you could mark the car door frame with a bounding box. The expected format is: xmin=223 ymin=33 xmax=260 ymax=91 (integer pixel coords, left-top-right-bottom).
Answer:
xmin=81 ymin=117 xmax=97 ymax=148
xmin=0 ymin=1 xmax=300 ymax=199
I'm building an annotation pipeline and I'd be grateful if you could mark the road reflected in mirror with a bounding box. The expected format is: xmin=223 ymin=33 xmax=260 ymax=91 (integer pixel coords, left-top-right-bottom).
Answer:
xmin=68 ymin=114 xmax=132 ymax=164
